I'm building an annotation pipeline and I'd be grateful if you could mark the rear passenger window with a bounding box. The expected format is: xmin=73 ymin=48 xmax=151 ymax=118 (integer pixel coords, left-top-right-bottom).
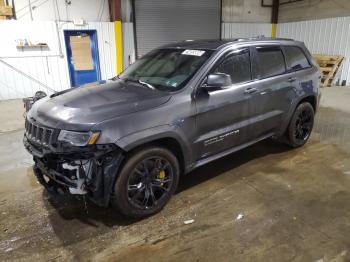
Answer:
xmin=214 ymin=49 xmax=251 ymax=84
xmin=284 ymin=46 xmax=310 ymax=71
xmin=256 ymin=46 xmax=286 ymax=78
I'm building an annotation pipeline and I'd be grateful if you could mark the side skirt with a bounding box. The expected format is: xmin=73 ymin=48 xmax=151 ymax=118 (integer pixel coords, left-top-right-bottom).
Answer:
xmin=189 ymin=132 xmax=274 ymax=172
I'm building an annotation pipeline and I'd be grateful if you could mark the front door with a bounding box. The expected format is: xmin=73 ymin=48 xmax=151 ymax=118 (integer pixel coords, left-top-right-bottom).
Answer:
xmin=194 ymin=48 xmax=257 ymax=160
xmin=64 ymin=30 xmax=101 ymax=87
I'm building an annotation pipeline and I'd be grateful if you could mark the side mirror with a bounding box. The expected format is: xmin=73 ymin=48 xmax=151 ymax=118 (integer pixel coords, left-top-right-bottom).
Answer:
xmin=33 ymin=91 xmax=47 ymax=102
xmin=202 ymin=73 xmax=232 ymax=91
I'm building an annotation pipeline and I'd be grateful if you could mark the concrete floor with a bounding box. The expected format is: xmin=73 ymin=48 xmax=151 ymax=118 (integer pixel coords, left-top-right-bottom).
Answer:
xmin=1 ymin=88 xmax=350 ymax=261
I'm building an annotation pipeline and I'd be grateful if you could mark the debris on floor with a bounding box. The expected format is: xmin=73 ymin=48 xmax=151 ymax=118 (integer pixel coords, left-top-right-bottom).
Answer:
xmin=183 ymin=219 xmax=195 ymax=225
xmin=343 ymin=171 xmax=350 ymax=176
xmin=315 ymin=250 xmax=349 ymax=262
xmin=235 ymin=213 xmax=244 ymax=221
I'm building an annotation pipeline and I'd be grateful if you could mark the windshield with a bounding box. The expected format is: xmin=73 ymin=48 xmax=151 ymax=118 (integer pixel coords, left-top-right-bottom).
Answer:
xmin=119 ymin=48 xmax=213 ymax=92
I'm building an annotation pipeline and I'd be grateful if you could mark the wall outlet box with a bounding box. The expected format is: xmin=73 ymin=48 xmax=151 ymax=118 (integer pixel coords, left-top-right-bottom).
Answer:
xmin=73 ymin=19 xmax=86 ymax=26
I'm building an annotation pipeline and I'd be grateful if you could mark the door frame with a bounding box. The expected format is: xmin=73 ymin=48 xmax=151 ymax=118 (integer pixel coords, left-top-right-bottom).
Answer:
xmin=64 ymin=29 xmax=101 ymax=87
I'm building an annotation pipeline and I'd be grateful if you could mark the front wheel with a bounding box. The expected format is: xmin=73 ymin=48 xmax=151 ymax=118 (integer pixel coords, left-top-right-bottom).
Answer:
xmin=286 ymin=102 xmax=315 ymax=148
xmin=111 ymin=146 xmax=180 ymax=218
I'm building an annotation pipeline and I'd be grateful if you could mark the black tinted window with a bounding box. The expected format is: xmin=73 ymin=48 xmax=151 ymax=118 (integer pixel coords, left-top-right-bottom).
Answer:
xmin=256 ymin=47 xmax=286 ymax=78
xmin=214 ymin=49 xmax=251 ymax=84
xmin=284 ymin=46 xmax=310 ymax=71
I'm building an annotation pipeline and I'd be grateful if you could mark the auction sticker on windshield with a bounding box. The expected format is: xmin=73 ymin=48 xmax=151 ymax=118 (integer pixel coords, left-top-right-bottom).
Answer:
xmin=182 ymin=50 xmax=205 ymax=56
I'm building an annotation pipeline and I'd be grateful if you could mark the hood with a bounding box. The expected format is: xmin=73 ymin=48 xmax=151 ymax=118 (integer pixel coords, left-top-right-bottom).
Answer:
xmin=28 ymin=80 xmax=171 ymax=130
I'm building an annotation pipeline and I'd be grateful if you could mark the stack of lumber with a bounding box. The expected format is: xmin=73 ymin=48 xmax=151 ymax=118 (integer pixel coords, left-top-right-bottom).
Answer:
xmin=313 ymin=54 xmax=344 ymax=87
xmin=0 ymin=0 xmax=13 ymax=20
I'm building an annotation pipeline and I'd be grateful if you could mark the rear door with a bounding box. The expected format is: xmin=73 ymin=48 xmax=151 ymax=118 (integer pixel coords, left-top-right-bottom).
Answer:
xmin=194 ymin=48 xmax=258 ymax=160
xmin=282 ymin=45 xmax=315 ymax=90
xmin=249 ymin=45 xmax=298 ymax=138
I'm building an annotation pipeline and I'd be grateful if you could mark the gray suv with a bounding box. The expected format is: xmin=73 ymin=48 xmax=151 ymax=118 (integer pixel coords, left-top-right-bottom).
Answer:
xmin=24 ymin=38 xmax=320 ymax=217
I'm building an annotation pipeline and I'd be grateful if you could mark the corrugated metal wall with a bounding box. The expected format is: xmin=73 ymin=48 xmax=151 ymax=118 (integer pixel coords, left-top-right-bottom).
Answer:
xmin=277 ymin=16 xmax=350 ymax=85
xmin=222 ymin=23 xmax=271 ymax=39
xmin=0 ymin=21 xmax=116 ymax=100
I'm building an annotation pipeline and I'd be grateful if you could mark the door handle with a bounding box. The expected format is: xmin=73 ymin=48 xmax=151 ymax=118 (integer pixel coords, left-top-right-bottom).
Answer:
xmin=288 ymin=77 xmax=297 ymax=82
xmin=244 ymin=87 xmax=257 ymax=94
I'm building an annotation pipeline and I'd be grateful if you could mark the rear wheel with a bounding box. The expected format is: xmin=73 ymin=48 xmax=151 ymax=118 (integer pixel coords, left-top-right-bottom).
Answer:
xmin=111 ymin=146 xmax=179 ymax=218
xmin=286 ymin=102 xmax=314 ymax=148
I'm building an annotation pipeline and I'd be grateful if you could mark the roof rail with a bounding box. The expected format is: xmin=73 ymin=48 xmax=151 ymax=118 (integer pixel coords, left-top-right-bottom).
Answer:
xmin=236 ymin=36 xmax=295 ymax=41
xmin=256 ymin=35 xmax=294 ymax=41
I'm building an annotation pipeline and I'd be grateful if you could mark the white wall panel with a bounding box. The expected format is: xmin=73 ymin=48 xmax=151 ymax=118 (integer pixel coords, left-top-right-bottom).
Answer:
xmin=277 ymin=16 xmax=350 ymax=85
xmin=13 ymin=0 xmax=110 ymax=22
xmin=122 ymin=22 xmax=136 ymax=69
xmin=0 ymin=21 xmax=116 ymax=100
xmin=222 ymin=23 xmax=271 ymax=39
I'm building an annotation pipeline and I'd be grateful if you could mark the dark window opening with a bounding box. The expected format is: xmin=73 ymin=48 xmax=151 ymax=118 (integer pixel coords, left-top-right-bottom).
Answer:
xmin=284 ymin=46 xmax=311 ymax=71
xmin=213 ymin=49 xmax=251 ymax=84
xmin=256 ymin=46 xmax=286 ymax=78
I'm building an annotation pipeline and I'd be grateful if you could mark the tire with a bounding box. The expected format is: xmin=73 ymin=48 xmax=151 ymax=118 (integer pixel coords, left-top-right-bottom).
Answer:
xmin=286 ymin=102 xmax=315 ymax=148
xmin=111 ymin=146 xmax=180 ymax=218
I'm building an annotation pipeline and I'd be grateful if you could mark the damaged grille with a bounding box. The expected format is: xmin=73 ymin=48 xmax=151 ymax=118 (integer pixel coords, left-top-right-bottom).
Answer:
xmin=25 ymin=118 xmax=54 ymax=145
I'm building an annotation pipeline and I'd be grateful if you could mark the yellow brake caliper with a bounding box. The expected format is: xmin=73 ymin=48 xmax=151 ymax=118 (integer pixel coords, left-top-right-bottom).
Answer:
xmin=159 ymin=170 xmax=165 ymax=186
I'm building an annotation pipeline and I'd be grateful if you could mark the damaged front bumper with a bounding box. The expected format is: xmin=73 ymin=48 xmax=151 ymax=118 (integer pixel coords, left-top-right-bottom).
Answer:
xmin=24 ymin=134 xmax=124 ymax=207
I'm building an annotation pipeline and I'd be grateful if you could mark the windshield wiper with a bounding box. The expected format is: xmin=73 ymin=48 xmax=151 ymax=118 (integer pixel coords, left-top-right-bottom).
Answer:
xmin=110 ymin=75 xmax=119 ymax=81
xmin=122 ymin=78 xmax=156 ymax=90
xmin=119 ymin=78 xmax=156 ymax=90
xmin=137 ymin=80 xmax=155 ymax=90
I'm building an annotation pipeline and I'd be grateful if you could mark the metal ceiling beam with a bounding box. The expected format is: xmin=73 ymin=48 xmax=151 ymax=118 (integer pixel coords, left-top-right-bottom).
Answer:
xmin=261 ymin=0 xmax=304 ymax=8
xmin=280 ymin=0 xmax=304 ymax=5
xmin=108 ymin=0 xmax=121 ymax=22
xmin=271 ymin=0 xmax=279 ymax=24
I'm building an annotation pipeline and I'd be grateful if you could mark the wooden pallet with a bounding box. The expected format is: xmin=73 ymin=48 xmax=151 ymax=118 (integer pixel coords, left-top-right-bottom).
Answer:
xmin=313 ymin=54 xmax=344 ymax=87
xmin=0 ymin=0 xmax=12 ymax=20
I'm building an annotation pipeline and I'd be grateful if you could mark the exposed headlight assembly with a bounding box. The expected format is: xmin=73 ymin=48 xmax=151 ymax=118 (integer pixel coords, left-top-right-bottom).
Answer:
xmin=58 ymin=130 xmax=100 ymax=146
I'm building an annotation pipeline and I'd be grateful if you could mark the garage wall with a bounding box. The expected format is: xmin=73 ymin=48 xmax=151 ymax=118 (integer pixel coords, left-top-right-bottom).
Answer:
xmin=222 ymin=16 xmax=350 ymax=86
xmin=222 ymin=0 xmax=272 ymax=23
xmin=122 ymin=22 xmax=136 ymax=69
xmin=222 ymin=22 xmax=271 ymax=39
xmin=279 ymin=0 xmax=350 ymax=23
xmin=0 ymin=21 xmax=116 ymax=100
xmin=277 ymin=16 xmax=350 ymax=85
xmin=13 ymin=0 xmax=110 ymax=22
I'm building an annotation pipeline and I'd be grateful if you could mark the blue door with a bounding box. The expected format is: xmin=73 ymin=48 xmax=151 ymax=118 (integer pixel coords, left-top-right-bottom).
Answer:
xmin=64 ymin=30 xmax=101 ymax=87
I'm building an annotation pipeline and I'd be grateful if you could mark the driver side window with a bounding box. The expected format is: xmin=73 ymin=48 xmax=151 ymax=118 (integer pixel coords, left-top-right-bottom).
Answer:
xmin=214 ymin=49 xmax=252 ymax=84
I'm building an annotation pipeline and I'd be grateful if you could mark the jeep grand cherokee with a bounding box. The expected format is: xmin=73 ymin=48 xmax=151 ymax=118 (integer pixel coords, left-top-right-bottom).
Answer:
xmin=24 ymin=38 xmax=320 ymax=217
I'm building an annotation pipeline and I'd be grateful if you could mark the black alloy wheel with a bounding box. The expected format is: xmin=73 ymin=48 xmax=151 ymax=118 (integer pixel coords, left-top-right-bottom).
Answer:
xmin=294 ymin=106 xmax=313 ymax=141
xmin=287 ymin=102 xmax=315 ymax=147
xmin=111 ymin=146 xmax=179 ymax=218
xmin=127 ymin=156 xmax=174 ymax=210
